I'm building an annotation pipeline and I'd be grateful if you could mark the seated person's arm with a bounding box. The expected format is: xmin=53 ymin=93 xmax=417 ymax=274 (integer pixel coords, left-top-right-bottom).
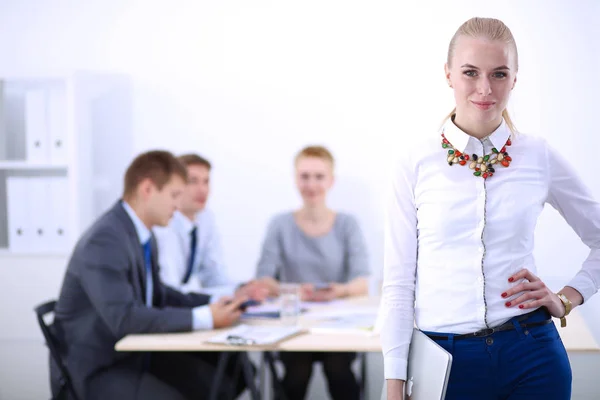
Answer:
xmin=255 ymin=218 xmax=283 ymax=296
xmin=336 ymin=276 xmax=369 ymax=298
xmin=199 ymin=217 xmax=233 ymax=290
xmin=160 ymin=284 xmax=211 ymax=308
xmin=302 ymin=277 xmax=368 ymax=301
xmin=341 ymin=214 xmax=370 ymax=296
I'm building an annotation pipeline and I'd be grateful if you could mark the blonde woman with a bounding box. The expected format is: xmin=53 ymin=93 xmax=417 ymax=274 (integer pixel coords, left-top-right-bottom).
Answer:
xmin=382 ymin=17 xmax=600 ymax=400
xmin=256 ymin=145 xmax=370 ymax=400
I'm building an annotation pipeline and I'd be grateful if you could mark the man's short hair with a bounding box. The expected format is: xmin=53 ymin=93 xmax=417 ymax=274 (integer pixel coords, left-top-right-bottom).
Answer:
xmin=123 ymin=150 xmax=187 ymax=198
xmin=177 ymin=154 xmax=212 ymax=170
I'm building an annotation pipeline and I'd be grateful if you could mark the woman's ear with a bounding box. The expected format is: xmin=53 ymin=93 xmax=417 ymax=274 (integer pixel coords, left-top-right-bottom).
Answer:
xmin=444 ymin=63 xmax=452 ymax=88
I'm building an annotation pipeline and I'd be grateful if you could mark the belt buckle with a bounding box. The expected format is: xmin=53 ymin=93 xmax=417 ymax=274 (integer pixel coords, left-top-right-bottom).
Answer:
xmin=473 ymin=328 xmax=495 ymax=337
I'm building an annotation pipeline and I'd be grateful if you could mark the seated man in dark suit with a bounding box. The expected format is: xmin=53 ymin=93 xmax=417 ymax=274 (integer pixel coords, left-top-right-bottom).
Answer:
xmin=51 ymin=150 xmax=248 ymax=400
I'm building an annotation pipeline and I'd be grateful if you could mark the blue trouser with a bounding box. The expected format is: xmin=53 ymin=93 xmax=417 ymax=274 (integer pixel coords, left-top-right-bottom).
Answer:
xmin=423 ymin=308 xmax=572 ymax=400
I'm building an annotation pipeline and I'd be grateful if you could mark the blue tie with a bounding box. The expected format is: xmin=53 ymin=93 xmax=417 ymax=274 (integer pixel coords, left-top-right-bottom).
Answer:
xmin=142 ymin=240 xmax=154 ymax=307
xmin=181 ymin=226 xmax=197 ymax=284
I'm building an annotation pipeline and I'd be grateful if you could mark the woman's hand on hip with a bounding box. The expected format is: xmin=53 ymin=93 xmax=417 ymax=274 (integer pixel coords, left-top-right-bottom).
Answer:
xmin=501 ymin=268 xmax=565 ymax=318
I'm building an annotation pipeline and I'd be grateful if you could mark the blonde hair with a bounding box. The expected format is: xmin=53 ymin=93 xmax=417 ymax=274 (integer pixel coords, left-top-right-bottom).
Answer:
xmin=443 ymin=17 xmax=518 ymax=133
xmin=294 ymin=145 xmax=335 ymax=168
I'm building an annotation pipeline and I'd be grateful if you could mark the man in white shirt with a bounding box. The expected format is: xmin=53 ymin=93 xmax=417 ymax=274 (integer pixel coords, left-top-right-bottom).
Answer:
xmin=155 ymin=153 xmax=268 ymax=306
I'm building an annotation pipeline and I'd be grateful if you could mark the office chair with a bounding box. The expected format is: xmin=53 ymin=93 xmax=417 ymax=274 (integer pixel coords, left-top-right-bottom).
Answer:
xmin=34 ymin=300 xmax=80 ymax=400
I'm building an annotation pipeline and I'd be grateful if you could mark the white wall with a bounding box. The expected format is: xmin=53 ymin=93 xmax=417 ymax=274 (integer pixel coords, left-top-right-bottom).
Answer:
xmin=0 ymin=1 xmax=599 ymax=399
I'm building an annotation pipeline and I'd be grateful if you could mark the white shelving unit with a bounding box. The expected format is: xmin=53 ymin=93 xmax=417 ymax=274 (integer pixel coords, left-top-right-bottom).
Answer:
xmin=0 ymin=161 xmax=68 ymax=170
xmin=0 ymin=72 xmax=134 ymax=256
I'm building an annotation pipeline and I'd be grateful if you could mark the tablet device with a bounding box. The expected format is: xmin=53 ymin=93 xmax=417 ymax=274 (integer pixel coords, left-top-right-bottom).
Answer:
xmin=405 ymin=329 xmax=452 ymax=399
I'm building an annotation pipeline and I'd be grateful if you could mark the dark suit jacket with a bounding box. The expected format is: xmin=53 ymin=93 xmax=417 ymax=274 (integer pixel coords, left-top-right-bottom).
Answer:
xmin=51 ymin=201 xmax=210 ymax=399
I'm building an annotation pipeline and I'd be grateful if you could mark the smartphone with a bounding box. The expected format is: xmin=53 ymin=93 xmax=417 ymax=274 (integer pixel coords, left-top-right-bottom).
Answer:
xmin=239 ymin=299 xmax=261 ymax=311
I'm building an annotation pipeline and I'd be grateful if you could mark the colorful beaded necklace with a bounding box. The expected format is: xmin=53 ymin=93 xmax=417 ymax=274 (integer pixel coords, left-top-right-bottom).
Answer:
xmin=441 ymin=133 xmax=512 ymax=179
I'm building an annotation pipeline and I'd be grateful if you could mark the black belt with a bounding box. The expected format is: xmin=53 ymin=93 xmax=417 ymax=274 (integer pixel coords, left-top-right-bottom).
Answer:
xmin=426 ymin=309 xmax=553 ymax=341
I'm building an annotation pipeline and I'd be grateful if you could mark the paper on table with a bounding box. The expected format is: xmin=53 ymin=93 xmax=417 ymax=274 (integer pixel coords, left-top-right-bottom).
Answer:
xmin=242 ymin=298 xmax=357 ymax=319
xmin=309 ymin=313 xmax=378 ymax=336
xmin=304 ymin=305 xmax=380 ymax=320
xmin=205 ymin=324 xmax=304 ymax=345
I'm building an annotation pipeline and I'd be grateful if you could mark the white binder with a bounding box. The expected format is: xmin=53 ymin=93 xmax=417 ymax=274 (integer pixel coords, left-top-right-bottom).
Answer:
xmin=6 ymin=177 xmax=31 ymax=252
xmin=24 ymin=89 xmax=49 ymax=163
xmin=29 ymin=177 xmax=50 ymax=252
xmin=48 ymin=176 xmax=69 ymax=251
xmin=47 ymin=88 xmax=68 ymax=164
xmin=0 ymin=81 xmax=6 ymax=160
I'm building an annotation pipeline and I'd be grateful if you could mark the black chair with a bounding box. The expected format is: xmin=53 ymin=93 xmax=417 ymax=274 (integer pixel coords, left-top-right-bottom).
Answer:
xmin=34 ymin=300 xmax=80 ymax=400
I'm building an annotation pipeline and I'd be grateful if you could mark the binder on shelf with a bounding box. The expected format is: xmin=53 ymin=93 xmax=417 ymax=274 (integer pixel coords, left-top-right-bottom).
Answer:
xmin=29 ymin=177 xmax=51 ymax=252
xmin=24 ymin=89 xmax=49 ymax=163
xmin=6 ymin=176 xmax=31 ymax=252
xmin=48 ymin=176 xmax=70 ymax=251
xmin=47 ymin=88 xmax=68 ymax=164
xmin=0 ymin=80 xmax=6 ymax=160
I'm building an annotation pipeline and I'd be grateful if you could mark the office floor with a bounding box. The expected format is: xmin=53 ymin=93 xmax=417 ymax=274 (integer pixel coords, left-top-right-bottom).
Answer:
xmin=1 ymin=341 xmax=599 ymax=399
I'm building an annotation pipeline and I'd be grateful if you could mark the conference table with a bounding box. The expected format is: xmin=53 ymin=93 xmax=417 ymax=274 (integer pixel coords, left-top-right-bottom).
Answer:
xmin=115 ymin=297 xmax=600 ymax=399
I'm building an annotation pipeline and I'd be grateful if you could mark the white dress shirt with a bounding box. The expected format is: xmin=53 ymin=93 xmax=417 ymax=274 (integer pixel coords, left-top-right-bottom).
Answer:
xmin=121 ymin=201 xmax=212 ymax=330
xmin=155 ymin=209 xmax=235 ymax=299
xmin=381 ymin=119 xmax=600 ymax=380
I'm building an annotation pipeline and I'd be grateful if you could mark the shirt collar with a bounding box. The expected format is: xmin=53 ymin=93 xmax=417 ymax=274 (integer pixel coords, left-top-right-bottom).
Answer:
xmin=121 ymin=200 xmax=151 ymax=245
xmin=172 ymin=210 xmax=196 ymax=235
xmin=442 ymin=117 xmax=511 ymax=154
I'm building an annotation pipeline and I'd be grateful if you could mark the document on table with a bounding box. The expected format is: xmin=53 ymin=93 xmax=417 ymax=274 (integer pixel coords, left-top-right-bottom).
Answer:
xmin=205 ymin=324 xmax=304 ymax=346
xmin=309 ymin=313 xmax=378 ymax=336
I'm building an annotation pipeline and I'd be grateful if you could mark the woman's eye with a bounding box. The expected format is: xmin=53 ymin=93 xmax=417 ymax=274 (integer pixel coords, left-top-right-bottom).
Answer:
xmin=493 ymin=72 xmax=507 ymax=79
xmin=463 ymin=70 xmax=477 ymax=77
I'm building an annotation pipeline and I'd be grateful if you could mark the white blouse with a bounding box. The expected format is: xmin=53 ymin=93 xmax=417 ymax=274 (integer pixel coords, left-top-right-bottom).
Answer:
xmin=381 ymin=119 xmax=600 ymax=380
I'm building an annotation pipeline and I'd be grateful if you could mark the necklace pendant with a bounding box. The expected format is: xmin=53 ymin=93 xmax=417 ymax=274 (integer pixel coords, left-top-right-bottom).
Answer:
xmin=441 ymin=133 xmax=512 ymax=179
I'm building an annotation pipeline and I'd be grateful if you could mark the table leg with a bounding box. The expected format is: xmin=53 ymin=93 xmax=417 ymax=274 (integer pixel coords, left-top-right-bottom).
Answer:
xmin=264 ymin=351 xmax=289 ymax=400
xmin=241 ymin=352 xmax=260 ymax=400
xmin=227 ymin=353 xmax=244 ymax=400
xmin=359 ymin=352 xmax=367 ymax=400
xmin=208 ymin=352 xmax=231 ymax=400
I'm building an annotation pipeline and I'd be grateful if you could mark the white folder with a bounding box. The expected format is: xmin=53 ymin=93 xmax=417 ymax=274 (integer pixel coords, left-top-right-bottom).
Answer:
xmin=405 ymin=329 xmax=452 ymax=400
xmin=0 ymin=80 xmax=6 ymax=160
xmin=24 ymin=89 xmax=49 ymax=163
xmin=29 ymin=177 xmax=51 ymax=252
xmin=6 ymin=177 xmax=31 ymax=252
xmin=48 ymin=176 xmax=69 ymax=251
xmin=47 ymin=88 xmax=67 ymax=164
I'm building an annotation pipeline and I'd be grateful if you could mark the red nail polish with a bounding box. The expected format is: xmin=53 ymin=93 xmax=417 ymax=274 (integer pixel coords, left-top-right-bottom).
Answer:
xmin=501 ymin=292 xmax=507 ymax=298
xmin=508 ymin=277 xmax=514 ymax=282
xmin=505 ymin=301 xmax=511 ymax=307
xmin=519 ymin=305 xmax=524 ymax=309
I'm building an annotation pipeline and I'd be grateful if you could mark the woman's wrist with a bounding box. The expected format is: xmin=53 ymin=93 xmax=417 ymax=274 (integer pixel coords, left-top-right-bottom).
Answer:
xmin=559 ymin=286 xmax=583 ymax=308
xmin=386 ymin=379 xmax=405 ymax=400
